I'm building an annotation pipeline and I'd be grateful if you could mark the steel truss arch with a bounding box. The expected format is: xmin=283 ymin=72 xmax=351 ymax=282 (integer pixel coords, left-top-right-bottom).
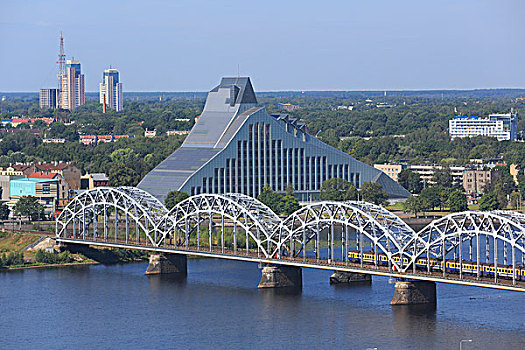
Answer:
xmin=56 ymin=187 xmax=169 ymax=246
xmin=403 ymin=211 xmax=525 ymax=279
xmin=272 ymin=201 xmax=411 ymax=272
xmin=345 ymin=201 xmax=415 ymax=246
xmin=157 ymin=193 xmax=279 ymax=257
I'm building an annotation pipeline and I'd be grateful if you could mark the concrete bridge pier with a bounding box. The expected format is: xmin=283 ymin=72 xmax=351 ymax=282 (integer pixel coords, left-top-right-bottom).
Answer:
xmin=391 ymin=280 xmax=436 ymax=305
xmin=145 ymin=253 xmax=187 ymax=276
xmin=329 ymin=271 xmax=372 ymax=285
xmin=258 ymin=264 xmax=302 ymax=289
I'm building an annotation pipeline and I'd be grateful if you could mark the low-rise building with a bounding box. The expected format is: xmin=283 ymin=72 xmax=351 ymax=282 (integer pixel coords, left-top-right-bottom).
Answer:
xmin=80 ymin=134 xmax=135 ymax=144
xmin=463 ymin=169 xmax=501 ymax=195
xmin=373 ymin=163 xmax=407 ymax=182
xmin=449 ymin=113 xmax=517 ymax=141
xmin=408 ymin=164 xmax=466 ymax=186
xmin=80 ymin=173 xmax=109 ymax=189
xmin=4 ymin=164 xmax=33 ymax=176
xmin=10 ymin=178 xmax=60 ymax=215
xmin=33 ymin=162 xmax=81 ymax=190
xmin=166 ymin=130 xmax=190 ymax=136
xmin=97 ymin=135 xmax=113 ymax=143
xmin=27 ymin=172 xmax=70 ymax=209
xmin=114 ymin=135 xmax=135 ymax=140
xmin=278 ymin=103 xmax=301 ymax=112
xmin=0 ymin=174 xmax=25 ymax=201
xmin=144 ymin=129 xmax=157 ymax=138
xmin=80 ymin=135 xmax=97 ymax=145
xmin=42 ymin=138 xmax=66 ymax=144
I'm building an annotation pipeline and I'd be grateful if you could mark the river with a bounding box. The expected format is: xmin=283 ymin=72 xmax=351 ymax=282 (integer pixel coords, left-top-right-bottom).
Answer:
xmin=1 ymin=259 xmax=524 ymax=349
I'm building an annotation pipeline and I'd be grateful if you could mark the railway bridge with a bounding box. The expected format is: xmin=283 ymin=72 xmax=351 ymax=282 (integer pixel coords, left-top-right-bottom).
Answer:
xmin=55 ymin=187 xmax=525 ymax=305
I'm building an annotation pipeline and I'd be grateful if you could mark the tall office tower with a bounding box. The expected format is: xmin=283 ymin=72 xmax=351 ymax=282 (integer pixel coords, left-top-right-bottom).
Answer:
xmin=99 ymin=68 xmax=123 ymax=112
xmin=60 ymin=60 xmax=85 ymax=110
xmin=39 ymin=88 xmax=58 ymax=109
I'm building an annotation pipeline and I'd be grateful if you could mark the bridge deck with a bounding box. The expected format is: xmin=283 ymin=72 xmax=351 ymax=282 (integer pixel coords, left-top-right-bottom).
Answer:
xmin=56 ymin=237 xmax=525 ymax=293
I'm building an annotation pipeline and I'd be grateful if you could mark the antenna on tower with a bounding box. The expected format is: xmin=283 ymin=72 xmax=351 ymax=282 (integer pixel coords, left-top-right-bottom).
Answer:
xmin=57 ymin=31 xmax=65 ymax=79
xmin=57 ymin=31 xmax=66 ymax=111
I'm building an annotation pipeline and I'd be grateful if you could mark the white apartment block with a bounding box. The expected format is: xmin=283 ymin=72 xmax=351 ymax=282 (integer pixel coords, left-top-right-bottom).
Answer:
xmin=408 ymin=164 xmax=466 ymax=185
xmin=449 ymin=114 xmax=517 ymax=141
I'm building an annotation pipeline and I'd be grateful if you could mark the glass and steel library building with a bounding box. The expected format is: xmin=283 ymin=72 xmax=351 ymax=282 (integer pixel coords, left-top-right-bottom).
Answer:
xmin=138 ymin=77 xmax=410 ymax=201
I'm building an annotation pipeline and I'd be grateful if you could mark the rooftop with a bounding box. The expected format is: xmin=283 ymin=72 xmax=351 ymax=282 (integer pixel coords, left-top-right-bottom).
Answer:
xmin=28 ymin=172 xmax=60 ymax=179
xmin=11 ymin=178 xmax=57 ymax=183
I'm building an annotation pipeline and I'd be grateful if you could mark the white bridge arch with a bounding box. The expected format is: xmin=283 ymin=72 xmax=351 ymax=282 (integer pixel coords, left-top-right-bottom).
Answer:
xmin=156 ymin=193 xmax=281 ymax=257
xmin=403 ymin=211 xmax=525 ymax=283
xmin=56 ymin=189 xmax=525 ymax=285
xmin=272 ymin=201 xmax=414 ymax=272
xmin=56 ymin=186 xmax=169 ymax=246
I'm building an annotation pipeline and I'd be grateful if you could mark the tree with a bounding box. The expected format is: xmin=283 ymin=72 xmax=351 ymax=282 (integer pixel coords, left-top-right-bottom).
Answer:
xmin=0 ymin=203 xmax=10 ymax=220
xmin=280 ymin=195 xmax=301 ymax=216
xmin=360 ymin=182 xmax=388 ymax=205
xmin=509 ymin=191 xmax=521 ymax=210
xmin=398 ymin=169 xmax=423 ymax=194
xmin=448 ymin=190 xmax=467 ymax=212
xmin=419 ymin=185 xmax=451 ymax=211
xmin=479 ymin=192 xmax=500 ymax=211
xmin=110 ymin=148 xmax=138 ymax=165
xmin=14 ymin=196 xmax=44 ymax=221
xmin=257 ymin=186 xmax=283 ymax=214
xmin=285 ymin=184 xmax=295 ymax=197
xmin=433 ymin=166 xmax=453 ymax=188
xmin=164 ymin=191 xmax=189 ymax=210
xmin=319 ymin=178 xmax=357 ymax=201
xmin=108 ymin=164 xmax=140 ymax=186
xmin=403 ymin=196 xmax=424 ymax=217
xmin=493 ymin=183 xmax=508 ymax=209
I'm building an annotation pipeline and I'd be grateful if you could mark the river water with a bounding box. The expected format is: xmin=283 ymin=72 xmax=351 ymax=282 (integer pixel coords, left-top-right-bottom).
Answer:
xmin=1 ymin=259 xmax=524 ymax=349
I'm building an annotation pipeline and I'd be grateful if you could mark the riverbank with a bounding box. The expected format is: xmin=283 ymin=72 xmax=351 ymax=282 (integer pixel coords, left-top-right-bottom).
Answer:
xmin=3 ymin=261 xmax=99 ymax=271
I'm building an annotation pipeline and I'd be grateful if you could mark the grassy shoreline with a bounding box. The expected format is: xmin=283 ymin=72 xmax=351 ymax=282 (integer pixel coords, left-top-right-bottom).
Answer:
xmin=2 ymin=260 xmax=100 ymax=271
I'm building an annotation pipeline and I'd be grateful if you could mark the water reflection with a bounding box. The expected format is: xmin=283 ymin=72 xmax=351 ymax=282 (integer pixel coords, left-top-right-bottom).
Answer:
xmin=259 ymin=286 xmax=302 ymax=297
xmin=147 ymin=273 xmax=187 ymax=291
xmin=1 ymin=259 xmax=524 ymax=349
xmin=392 ymin=303 xmax=437 ymax=344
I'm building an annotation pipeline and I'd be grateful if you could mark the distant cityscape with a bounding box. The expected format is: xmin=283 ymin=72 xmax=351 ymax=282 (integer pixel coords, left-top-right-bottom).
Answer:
xmin=38 ymin=33 xmax=123 ymax=113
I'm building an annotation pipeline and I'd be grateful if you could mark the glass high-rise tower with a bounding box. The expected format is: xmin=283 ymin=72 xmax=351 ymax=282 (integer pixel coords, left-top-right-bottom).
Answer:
xmin=60 ymin=60 xmax=85 ymax=110
xmin=99 ymin=68 xmax=123 ymax=112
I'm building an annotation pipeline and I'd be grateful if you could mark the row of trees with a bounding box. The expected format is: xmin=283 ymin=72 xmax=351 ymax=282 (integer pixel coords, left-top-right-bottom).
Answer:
xmin=163 ymin=179 xmax=389 ymax=218
xmin=0 ymin=251 xmax=24 ymax=267
xmin=34 ymin=250 xmax=74 ymax=264
xmin=0 ymin=198 xmax=45 ymax=221
xmin=403 ymin=186 xmax=467 ymax=216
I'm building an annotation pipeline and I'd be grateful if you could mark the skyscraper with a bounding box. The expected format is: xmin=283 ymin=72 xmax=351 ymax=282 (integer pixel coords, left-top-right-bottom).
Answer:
xmin=60 ymin=60 xmax=85 ymax=110
xmin=99 ymin=68 xmax=123 ymax=112
xmin=39 ymin=88 xmax=58 ymax=109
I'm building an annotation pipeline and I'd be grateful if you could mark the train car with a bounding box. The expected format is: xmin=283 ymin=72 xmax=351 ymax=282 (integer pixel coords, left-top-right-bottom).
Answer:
xmin=347 ymin=251 xmax=524 ymax=281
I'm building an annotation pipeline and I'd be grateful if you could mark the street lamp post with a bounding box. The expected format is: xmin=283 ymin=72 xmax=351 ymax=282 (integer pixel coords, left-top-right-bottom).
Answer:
xmin=460 ymin=339 xmax=472 ymax=350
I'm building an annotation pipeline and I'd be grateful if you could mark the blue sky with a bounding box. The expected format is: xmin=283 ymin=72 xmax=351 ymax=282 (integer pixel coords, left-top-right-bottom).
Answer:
xmin=1 ymin=0 xmax=524 ymax=92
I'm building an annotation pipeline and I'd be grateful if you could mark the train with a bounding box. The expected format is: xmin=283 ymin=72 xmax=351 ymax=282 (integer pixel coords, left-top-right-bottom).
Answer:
xmin=347 ymin=251 xmax=525 ymax=280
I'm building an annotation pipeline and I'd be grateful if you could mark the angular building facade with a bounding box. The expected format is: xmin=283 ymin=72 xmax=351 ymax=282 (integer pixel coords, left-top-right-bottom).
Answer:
xmin=138 ymin=77 xmax=410 ymax=201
